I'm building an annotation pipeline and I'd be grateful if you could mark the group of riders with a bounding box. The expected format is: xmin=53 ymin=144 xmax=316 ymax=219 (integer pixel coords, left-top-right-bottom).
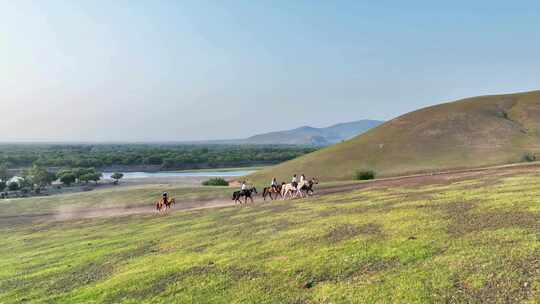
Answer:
xmin=233 ymin=174 xmax=318 ymax=204
xmin=156 ymin=174 xmax=318 ymax=211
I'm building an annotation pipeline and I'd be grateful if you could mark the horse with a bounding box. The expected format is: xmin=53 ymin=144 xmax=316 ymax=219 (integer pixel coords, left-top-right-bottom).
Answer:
xmin=232 ymin=188 xmax=258 ymax=205
xmin=262 ymin=183 xmax=284 ymax=201
xmin=282 ymin=178 xmax=319 ymax=199
xmin=281 ymin=183 xmax=302 ymax=200
xmin=299 ymin=178 xmax=319 ymax=197
xmin=164 ymin=198 xmax=176 ymax=209
xmin=155 ymin=197 xmax=176 ymax=212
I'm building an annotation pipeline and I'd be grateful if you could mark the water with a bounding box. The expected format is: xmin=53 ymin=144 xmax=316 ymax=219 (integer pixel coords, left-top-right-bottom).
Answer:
xmin=102 ymin=170 xmax=254 ymax=180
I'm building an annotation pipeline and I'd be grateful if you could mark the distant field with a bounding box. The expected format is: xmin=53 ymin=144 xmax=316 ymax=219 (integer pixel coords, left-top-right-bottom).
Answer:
xmin=3 ymin=166 xmax=540 ymax=302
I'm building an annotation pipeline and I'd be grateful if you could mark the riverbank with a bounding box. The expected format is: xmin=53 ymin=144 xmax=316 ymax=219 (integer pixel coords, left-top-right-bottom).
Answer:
xmin=1 ymin=167 xmax=261 ymax=199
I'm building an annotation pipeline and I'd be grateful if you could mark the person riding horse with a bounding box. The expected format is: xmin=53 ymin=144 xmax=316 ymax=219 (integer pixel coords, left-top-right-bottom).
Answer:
xmin=299 ymin=178 xmax=318 ymax=196
xmin=241 ymin=181 xmax=248 ymax=194
xmin=233 ymin=182 xmax=257 ymax=204
xmin=162 ymin=192 xmax=169 ymax=205
xmin=292 ymin=174 xmax=298 ymax=188
xmin=156 ymin=191 xmax=175 ymax=211
xmin=271 ymin=178 xmax=278 ymax=190
xmin=263 ymin=178 xmax=282 ymax=201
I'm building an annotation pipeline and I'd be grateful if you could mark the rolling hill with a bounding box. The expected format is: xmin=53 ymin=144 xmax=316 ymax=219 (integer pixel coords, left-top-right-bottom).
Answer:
xmin=250 ymin=90 xmax=540 ymax=182
xmin=243 ymin=120 xmax=384 ymax=145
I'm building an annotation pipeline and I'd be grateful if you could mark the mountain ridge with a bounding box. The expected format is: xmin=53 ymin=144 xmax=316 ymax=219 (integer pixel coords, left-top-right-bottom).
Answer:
xmin=244 ymin=119 xmax=384 ymax=146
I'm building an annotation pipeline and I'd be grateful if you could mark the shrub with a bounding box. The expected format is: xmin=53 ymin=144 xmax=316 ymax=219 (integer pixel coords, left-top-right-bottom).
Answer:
xmin=354 ymin=170 xmax=376 ymax=180
xmin=522 ymin=152 xmax=537 ymax=162
xmin=111 ymin=172 xmax=124 ymax=185
xmin=202 ymin=178 xmax=229 ymax=186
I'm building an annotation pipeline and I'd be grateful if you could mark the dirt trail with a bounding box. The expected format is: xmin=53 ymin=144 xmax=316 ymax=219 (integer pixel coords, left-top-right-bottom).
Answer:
xmin=5 ymin=162 xmax=540 ymax=222
xmin=51 ymin=199 xmax=235 ymax=221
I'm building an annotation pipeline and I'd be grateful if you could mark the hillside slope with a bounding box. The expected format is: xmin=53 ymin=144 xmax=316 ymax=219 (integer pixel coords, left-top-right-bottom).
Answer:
xmin=4 ymin=166 xmax=540 ymax=302
xmin=244 ymin=120 xmax=383 ymax=145
xmin=251 ymin=90 xmax=540 ymax=181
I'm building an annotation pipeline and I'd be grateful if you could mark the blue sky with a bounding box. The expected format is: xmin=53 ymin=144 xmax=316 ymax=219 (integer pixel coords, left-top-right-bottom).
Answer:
xmin=1 ymin=0 xmax=539 ymax=141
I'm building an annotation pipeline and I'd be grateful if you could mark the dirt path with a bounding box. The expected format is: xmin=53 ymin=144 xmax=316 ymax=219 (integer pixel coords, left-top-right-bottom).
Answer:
xmin=5 ymin=162 xmax=540 ymax=222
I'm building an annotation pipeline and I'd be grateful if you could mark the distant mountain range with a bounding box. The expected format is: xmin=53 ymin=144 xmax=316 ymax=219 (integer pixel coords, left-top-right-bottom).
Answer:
xmin=179 ymin=119 xmax=383 ymax=146
xmin=242 ymin=120 xmax=384 ymax=146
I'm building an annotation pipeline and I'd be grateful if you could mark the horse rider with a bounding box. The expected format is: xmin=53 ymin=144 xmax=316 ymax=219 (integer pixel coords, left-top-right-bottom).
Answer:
xmin=271 ymin=177 xmax=278 ymax=190
xmin=292 ymin=174 xmax=298 ymax=188
xmin=162 ymin=192 xmax=169 ymax=205
xmin=241 ymin=181 xmax=247 ymax=193
xmin=300 ymin=174 xmax=306 ymax=184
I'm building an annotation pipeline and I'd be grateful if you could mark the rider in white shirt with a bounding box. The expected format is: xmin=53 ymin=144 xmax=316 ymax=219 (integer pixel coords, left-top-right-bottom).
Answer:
xmin=292 ymin=174 xmax=298 ymax=188
xmin=241 ymin=181 xmax=247 ymax=191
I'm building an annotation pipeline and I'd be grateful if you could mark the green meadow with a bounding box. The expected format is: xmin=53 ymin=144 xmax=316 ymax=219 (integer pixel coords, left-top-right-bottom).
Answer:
xmin=2 ymin=171 xmax=540 ymax=303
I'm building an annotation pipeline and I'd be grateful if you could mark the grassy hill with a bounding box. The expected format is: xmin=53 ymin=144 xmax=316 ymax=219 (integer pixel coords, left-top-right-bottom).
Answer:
xmin=3 ymin=166 xmax=540 ymax=302
xmin=250 ymin=90 xmax=540 ymax=182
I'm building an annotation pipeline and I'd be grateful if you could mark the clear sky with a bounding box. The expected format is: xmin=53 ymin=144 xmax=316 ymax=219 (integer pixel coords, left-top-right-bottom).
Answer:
xmin=1 ymin=0 xmax=539 ymax=142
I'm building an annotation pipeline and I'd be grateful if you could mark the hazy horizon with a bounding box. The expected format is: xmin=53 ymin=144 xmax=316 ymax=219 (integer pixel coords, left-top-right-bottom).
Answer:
xmin=2 ymin=1 xmax=540 ymax=142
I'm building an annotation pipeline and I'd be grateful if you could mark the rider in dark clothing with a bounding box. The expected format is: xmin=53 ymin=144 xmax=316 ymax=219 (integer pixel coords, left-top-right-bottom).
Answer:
xmin=162 ymin=192 xmax=169 ymax=205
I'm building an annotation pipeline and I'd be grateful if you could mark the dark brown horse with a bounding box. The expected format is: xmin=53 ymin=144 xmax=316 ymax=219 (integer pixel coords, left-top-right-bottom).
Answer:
xmin=232 ymin=188 xmax=258 ymax=205
xmin=300 ymin=178 xmax=319 ymax=196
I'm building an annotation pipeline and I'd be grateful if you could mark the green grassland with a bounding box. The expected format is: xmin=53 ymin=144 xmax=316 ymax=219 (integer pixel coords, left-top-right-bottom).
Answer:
xmin=252 ymin=90 xmax=540 ymax=182
xmin=3 ymin=170 xmax=540 ymax=303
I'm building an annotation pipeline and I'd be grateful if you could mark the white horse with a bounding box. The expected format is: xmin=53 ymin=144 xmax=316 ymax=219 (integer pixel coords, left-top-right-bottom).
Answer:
xmin=281 ymin=182 xmax=306 ymax=199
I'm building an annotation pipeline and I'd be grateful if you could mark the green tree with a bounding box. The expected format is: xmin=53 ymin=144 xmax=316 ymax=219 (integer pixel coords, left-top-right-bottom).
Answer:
xmin=111 ymin=172 xmax=124 ymax=185
xmin=25 ymin=165 xmax=55 ymax=190
xmin=79 ymin=174 xmax=92 ymax=184
xmin=8 ymin=182 xmax=20 ymax=191
xmin=89 ymin=172 xmax=102 ymax=184
xmin=59 ymin=173 xmax=76 ymax=186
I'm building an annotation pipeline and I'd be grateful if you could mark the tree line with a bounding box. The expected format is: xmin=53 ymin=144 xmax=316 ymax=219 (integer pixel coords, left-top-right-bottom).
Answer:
xmin=0 ymin=164 xmax=116 ymax=194
xmin=0 ymin=144 xmax=317 ymax=170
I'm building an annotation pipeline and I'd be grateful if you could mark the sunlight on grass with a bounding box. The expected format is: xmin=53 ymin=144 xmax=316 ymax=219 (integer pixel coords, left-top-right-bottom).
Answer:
xmin=3 ymin=172 xmax=540 ymax=302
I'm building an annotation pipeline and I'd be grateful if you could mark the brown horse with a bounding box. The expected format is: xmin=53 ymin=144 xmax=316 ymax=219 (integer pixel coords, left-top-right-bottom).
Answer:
xmin=156 ymin=198 xmax=176 ymax=212
xmin=262 ymin=183 xmax=284 ymax=201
